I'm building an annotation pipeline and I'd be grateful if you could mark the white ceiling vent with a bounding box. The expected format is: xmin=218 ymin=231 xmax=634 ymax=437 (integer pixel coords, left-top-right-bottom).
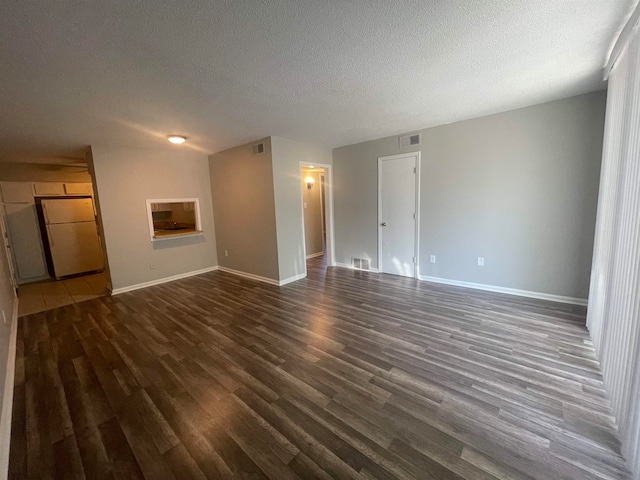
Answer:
xmin=399 ymin=133 xmax=421 ymax=149
xmin=252 ymin=143 xmax=265 ymax=155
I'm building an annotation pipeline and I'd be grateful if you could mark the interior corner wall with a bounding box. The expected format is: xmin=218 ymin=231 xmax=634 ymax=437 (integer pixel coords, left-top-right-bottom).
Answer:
xmin=90 ymin=145 xmax=218 ymax=291
xmin=209 ymin=138 xmax=280 ymax=281
xmin=86 ymin=147 xmax=112 ymax=290
xmin=333 ymin=91 xmax=606 ymax=299
xmin=0 ymin=206 xmax=17 ymax=477
xmin=270 ymin=136 xmax=332 ymax=282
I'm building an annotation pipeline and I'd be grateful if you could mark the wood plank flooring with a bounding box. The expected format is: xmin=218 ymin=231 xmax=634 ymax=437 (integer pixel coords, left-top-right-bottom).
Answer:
xmin=9 ymin=257 xmax=631 ymax=479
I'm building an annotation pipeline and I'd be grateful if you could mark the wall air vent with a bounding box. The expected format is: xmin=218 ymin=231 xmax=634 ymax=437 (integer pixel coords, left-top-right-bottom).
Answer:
xmin=399 ymin=133 xmax=421 ymax=148
xmin=253 ymin=143 xmax=265 ymax=155
xmin=352 ymin=258 xmax=370 ymax=271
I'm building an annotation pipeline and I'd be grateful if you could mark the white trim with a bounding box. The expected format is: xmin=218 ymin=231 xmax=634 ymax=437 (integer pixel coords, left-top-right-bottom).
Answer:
xmin=218 ymin=266 xmax=280 ymax=286
xmin=0 ymin=297 xmax=18 ymax=479
xmin=145 ymin=198 xmax=203 ymax=242
xmin=279 ymin=272 xmax=307 ymax=286
xmin=306 ymin=251 xmax=324 ymax=259
xmin=335 ymin=262 xmax=380 ymax=273
xmin=111 ymin=266 xmax=219 ymax=294
xmin=604 ymin=1 xmax=640 ymax=80
xmin=151 ymin=231 xmax=204 ymax=242
xmin=218 ymin=266 xmax=305 ymax=286
xmin=418 ymin=275 xmax=587 ymax=306
xmin=378 ymin=152 xmax=421 ymax=279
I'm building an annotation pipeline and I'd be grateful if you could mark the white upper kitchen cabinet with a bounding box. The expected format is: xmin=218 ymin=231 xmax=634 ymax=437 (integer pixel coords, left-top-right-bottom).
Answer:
xmin=0 ymin=182 xmax=34 ymax=204
xmin=33 ymin=182 xmax=65 ymax=196
xmin=64 ymin=183 xmax=93 ymax=195
xmin=3 ymin=203 xmax=48 ymax=282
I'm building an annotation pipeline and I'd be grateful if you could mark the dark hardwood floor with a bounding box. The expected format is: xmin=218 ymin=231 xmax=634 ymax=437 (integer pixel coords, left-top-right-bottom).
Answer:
xmin=9 ymin=256 xmax=631 ymax=479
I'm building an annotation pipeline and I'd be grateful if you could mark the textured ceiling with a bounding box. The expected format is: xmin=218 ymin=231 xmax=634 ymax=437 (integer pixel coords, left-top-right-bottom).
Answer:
xmin=0 ymin=0 xmax=636 ymax=160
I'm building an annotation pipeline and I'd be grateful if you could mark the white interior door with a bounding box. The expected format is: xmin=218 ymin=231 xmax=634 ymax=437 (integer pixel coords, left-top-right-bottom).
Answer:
xmin=379 ymin=153 xmax=418 ymax=277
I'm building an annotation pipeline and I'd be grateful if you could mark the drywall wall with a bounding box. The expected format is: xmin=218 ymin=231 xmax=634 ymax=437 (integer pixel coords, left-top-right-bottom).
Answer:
xmin=85 ymin=148 xmax=112 ymax=290
xmin=0 ymin=207 xmax=17 ymax=477
xmin=302 ymin=171 xmax=324 ymax=256
xmin=209 ymin=138 xmax=280 ymax=281
xmin=333 ymin=91 xmax=605 ymax=299
xmin=90 ymin=146 xmax=217 ymax=291
xmin=0 ymin=163 xmax=92 ymax=182
xmin=271 ymin=136 xmax=332 ymax=281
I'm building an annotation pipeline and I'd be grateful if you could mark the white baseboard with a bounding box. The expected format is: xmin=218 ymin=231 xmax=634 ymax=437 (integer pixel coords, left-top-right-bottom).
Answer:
xmin=0 ymin=296 xmax=18 ymax=478
xmin=335 ymin=262 xmax=380 ymax=273
xmin=279 ymin=272 xmax=306 ymax=286
xmin=111 ymin=266 xmax=219 ymax=295
xmin=218 ymin=266 xmax=281 ymax=286
xmin=218 ymin=267 xmax=306 ymax=286
xmin=305 ymin=252 xmax=325 ymax=259
xmin=418 ymin=275 xmax=587 ymax=306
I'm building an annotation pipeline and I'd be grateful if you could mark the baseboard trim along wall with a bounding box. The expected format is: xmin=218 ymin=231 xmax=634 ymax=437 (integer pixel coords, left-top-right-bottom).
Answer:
xmin=218 ymin=267 xmax=306 ymax=286
xmin=0 ymin=297 xmax=19 ymax=478
xmin=305 ymin=251 xmax=325 ymax=259
xmin=279 ymin=272 xmax=307 ymax=286
xmin=418 ymin=275 xmax=588 ymax=306
xmin=111 ymin=266 xmax=220 ymax=295
xmin=335 ymin=262 xmax=381 ymax=273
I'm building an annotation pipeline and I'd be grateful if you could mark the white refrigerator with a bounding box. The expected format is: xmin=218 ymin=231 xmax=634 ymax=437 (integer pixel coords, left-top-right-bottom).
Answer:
xmin=41 ymin=198 xmax=104 ymax=278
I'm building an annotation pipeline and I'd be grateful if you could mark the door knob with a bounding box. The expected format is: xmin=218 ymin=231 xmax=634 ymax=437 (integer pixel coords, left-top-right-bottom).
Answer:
xmin=380 ymin=222 xmax=387 ymax=227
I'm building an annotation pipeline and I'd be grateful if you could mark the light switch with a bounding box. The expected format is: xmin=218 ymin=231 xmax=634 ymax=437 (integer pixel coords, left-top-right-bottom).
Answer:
xmin=477 ymin=257 xmax=485 ymax=267
xmin=303 ymin=202 xmax=307 ymax=209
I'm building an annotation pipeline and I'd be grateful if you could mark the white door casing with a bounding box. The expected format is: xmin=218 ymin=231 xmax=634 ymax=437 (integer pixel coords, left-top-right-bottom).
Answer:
xmin=378 ymin=152 xmax=420 ymax=278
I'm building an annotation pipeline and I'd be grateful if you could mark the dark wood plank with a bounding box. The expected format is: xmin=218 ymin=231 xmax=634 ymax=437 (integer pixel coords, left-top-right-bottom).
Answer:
xmin=10 ymin=256 xmax=631 ymax=479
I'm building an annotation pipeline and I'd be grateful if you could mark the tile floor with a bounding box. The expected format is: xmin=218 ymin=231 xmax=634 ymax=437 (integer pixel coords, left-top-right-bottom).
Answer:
xmin=17 ymin=272 xmax=109 ymax=317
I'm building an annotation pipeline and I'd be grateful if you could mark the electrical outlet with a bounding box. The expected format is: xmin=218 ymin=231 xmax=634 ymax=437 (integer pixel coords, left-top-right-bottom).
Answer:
xmin=224 ymin=250 xmax=229 ymax=257
xmin=430 ymin=255 xmax=436 ymax=264
xmin=149 ymin=263 xmax=156 ymax=270
xmin=477 ymin=257 xmax=485 ymax=267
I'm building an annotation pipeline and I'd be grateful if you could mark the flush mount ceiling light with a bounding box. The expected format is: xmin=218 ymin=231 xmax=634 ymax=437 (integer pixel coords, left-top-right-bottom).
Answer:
xmin=167 ymin=135 xmax=187 ymax=144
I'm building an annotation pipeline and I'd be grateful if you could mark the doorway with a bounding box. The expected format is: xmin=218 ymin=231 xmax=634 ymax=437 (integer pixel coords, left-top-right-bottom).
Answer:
xmin=299 ymin=162 xmax=335 ymax=270
xmin=378 ymin=152 xmax=420 ymax=278
xmin=301 ymin=166 xmax=327 ymax=258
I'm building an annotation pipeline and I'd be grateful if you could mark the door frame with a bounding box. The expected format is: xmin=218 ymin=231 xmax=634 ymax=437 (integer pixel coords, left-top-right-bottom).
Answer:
xmin=299 ymin=162 xmax=335 ymax=270
xmin=377 ymin=152 xmax=421 ymax=279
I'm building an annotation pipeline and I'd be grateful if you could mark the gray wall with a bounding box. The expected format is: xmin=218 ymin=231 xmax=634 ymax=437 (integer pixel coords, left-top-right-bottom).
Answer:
xmin=209 ymin=138 xmax=280 ymax=281
xmin=271 ymin=136 xmax=332 ymax=281
xmin=333 ymin=91 xmax=605 ymax=299
xmin=90 ymin=145 xmax=218 ymax=291
xmin=302 ymin=171 xmax=324 ymax=256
